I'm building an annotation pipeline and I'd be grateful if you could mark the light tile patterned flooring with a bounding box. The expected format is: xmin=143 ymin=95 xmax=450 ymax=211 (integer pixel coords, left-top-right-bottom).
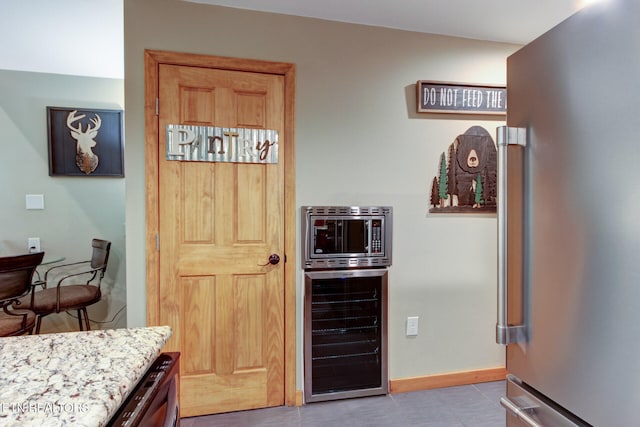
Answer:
xmin=180 ymin=381 xmax=506 ymax=427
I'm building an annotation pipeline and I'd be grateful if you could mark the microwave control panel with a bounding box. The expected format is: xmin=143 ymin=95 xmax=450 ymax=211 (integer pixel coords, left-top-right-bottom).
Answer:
xmin=371 ymin=219 xmax=382 ymax=253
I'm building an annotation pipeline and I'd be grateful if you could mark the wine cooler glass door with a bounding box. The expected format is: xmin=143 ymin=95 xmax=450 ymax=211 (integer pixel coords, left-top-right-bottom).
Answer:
xmin=304 ymin=269 xmax=388 ymax=403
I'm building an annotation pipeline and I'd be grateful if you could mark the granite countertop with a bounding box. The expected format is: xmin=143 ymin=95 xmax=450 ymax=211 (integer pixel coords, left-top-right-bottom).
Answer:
xmin=0 ymin=326 xmax=172 ymax=427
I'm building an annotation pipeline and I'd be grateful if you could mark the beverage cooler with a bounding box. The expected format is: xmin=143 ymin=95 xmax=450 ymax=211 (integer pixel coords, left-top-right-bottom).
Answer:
xmin=302 ymin=206 xmax=391 ymax=403
xmin=304 ymin=269 xmax=388 ymax=402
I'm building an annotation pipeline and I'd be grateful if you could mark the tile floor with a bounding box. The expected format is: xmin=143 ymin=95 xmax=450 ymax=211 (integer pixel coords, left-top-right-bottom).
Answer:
xmin=180 ymin=380 xmax=506 ymax=427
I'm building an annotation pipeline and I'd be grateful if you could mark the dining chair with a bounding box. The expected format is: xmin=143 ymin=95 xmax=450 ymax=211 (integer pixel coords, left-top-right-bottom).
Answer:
xmin=19 ymin=239 xmax=111 ymax=334
xmin=0 ymin=252 xmax=44 ymax=336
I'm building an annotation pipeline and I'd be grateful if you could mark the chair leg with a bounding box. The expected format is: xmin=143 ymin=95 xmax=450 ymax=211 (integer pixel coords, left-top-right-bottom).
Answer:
xmin=35 ymin=316 xmax=42 ymax=334
xmin=79 ymin=308 xmax=91 ymax=331
xmin=77 ymin=310 xmax=84 ymax=331
xmin=84 ymin=308 xmax=91 ymax=331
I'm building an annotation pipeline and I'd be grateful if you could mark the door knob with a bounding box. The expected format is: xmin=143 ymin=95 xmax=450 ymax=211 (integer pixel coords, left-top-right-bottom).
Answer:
xmin=259 ymin=254 xmax=280 ymax=266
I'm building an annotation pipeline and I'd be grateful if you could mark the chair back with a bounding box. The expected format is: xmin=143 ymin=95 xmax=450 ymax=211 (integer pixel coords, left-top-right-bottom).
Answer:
xmin=90 ymin=239 xmax=111 ymax=276
xmin=0 ymin=252 xmax=44 ymax=304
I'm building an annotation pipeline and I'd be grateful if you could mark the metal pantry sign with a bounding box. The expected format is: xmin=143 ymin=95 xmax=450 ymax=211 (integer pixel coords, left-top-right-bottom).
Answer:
xmin=166 ymin=124 xmax=278 ymax=164
xmin=417 ymin=81 xmax=506 ymax=115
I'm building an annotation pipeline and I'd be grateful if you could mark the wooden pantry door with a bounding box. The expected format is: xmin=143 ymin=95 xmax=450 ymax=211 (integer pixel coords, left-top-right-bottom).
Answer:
xmin=144 ymin=51 xmax=296 ymax=417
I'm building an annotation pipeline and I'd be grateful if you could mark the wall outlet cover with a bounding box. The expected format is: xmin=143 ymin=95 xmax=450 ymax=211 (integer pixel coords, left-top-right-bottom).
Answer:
xmin=28 ymin=237 xmax=41 ymax=253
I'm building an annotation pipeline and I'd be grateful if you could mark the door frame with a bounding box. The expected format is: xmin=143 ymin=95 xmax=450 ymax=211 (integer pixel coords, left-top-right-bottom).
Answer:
xmin=143 ymin=49 xmax=297 ymax=406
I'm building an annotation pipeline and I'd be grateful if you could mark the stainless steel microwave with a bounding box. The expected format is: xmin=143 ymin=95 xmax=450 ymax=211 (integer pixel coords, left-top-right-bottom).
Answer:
xmin=302 ymin=206 xmax=392 ymax=269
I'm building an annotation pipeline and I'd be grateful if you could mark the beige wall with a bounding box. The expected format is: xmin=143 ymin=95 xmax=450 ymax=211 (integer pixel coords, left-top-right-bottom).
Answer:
xmin=124 ymin=0 xmax=519 ymax=388
xmin=0 ymin=69 xmax=126 ymax=333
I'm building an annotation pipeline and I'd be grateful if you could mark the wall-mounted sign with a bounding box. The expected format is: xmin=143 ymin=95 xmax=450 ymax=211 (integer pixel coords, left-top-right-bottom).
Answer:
xmin=166 ymin=124 xmax=278 ymax=164
xmin=417 ymin=81 xmax=506 ymax=115
xmin=428 ymin=126 xmax=497 ymax=214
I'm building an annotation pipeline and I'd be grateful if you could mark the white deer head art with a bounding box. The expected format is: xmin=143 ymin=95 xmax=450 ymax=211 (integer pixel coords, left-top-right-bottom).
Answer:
xmin=66 ymin=110 xmax=102 ymax=174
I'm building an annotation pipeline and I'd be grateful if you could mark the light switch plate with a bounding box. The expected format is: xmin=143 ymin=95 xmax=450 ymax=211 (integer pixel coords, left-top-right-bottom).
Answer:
xmin=406 ymin=316 xmax=419 ymax=336
xmin=26 ymin=194 xmax=45 ymax=210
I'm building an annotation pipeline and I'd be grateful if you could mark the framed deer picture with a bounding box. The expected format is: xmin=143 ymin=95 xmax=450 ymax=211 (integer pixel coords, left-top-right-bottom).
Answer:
xmin=47 ymin=107 xmax=124 ymax=177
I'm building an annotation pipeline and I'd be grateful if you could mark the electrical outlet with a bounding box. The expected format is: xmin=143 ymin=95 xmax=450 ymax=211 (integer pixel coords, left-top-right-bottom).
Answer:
xmin=406 ymin=316 xmax=419 ymax=336
xmin=28 ymin=237 xmax=41 ymax=253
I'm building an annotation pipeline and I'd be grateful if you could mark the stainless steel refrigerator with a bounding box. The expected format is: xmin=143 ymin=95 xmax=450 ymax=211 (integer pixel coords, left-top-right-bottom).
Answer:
xmin=496 ymin=0 xmax=640 ymax=426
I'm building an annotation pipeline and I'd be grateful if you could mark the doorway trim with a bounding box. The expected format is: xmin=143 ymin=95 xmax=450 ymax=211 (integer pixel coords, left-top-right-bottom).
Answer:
xmin=143 ymin=49 xmax=297 ymax=406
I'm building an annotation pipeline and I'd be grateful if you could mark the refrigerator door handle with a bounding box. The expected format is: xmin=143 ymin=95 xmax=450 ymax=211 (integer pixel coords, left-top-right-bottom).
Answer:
xmin=496 ymin=126 xmax=527 ymax=345
xmin=501 ymin=397 xmax=542 ymax=427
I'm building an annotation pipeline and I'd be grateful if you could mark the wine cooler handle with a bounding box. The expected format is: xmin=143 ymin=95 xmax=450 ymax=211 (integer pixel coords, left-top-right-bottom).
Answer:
xmin=496 ymin=126 xmax=527 ymax=345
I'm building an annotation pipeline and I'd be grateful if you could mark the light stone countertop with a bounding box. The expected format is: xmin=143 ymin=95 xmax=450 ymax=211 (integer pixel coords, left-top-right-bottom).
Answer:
xmin=0 ymin=326 xmax=172 ymax=427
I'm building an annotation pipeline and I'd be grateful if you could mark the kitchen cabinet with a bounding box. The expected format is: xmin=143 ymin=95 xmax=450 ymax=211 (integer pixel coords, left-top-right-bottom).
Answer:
xmin=0 ymin=326 xmax=172 ymax=426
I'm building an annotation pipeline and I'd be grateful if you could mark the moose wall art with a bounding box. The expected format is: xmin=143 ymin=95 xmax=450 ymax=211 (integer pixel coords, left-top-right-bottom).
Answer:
xmin=47 ymin=107 xmax=124 ymax=177
xmin=428 ymin=125 xmax=497 ymax=214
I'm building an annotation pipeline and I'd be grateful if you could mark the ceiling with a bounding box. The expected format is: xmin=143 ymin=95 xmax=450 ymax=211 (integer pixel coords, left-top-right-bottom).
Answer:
xmin=0 ymin=0 xmax=592 ymax=80
xmin=1 ymin=0 xmax=124 ymax=78
xmin=186 ymin=0 xmax=589 ymax=45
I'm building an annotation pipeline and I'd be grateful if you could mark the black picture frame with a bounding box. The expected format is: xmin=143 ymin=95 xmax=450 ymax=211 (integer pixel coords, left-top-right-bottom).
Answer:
xmin=47 ymin=106 xmax=124 ymax=177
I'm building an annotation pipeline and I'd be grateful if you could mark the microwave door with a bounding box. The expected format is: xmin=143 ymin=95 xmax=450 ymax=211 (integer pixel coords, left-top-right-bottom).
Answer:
xmin=313 ymin=219 xmax=369 ymax=255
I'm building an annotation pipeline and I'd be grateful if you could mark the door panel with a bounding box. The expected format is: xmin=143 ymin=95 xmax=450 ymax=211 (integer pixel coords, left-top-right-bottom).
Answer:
xmin=157 ymin=63 xmax=285 ymax=416
xmin=182 ymin=162 xmax=214 ymax=242
xmin=182 ymin=276 xmax=215 ymax=374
